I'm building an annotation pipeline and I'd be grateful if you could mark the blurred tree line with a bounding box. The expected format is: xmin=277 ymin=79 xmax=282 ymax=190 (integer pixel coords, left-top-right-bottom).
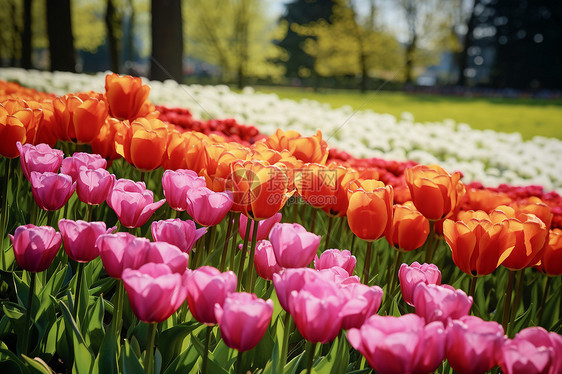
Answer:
xmin=0 ymin=0 xmax=560 ymax=91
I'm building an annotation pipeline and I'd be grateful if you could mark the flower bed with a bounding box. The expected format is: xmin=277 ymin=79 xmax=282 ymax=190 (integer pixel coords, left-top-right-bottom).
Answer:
xmin=0 ymin=71 xmax=561 ymax=374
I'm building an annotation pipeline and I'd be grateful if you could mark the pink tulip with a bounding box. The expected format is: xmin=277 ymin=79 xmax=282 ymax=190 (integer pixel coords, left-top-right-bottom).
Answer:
xmin=185 ymin=186 xmax=233 ymax=227
xmin=273 ymin=268 xmax=322 ymax=312
xmin=106 ymin=178 xmax=165 ymax=228
xmin=254 ymin=240 xmax=283 ymax=281
xmin=413 ymin=283 xmax=473 ymax=324
xmin=214 ymin=292 xmax=274 ymax=352
xmin=446 ymin=316 xmax=505 ymax=374
xmin=76 ymin=168 xmax=115 ymax=205
xmin=348 ymin=314 xmax=446 ymax=374
xmin=151 ymin=218 xmax=207 ymax=254
xmin=339 ymin=283 xmax=383 ymax=330
xmin=17 ymin=141 xmax=63 ymax=180
xmin=269 ymin=223 xmax=321 ymax=268
xmin=121 ymin=238 xmax=190 ymax=275
xmin=162 ymin=169 xmax=206 ymax=211
xmin=61 ymin=152 xmax=107 ymax=182
xmin=288 ymin=277 xmax=345 ymax=343
xmin=314 ymin=249 xmax=356 ymax=276
xmin=122 ymin=262 xmax=189 ymax=323
xmin=398 ymin=262 xmax=442 ymax=306
xmin=501 ymin=327 xmax=562 ymax=374
xmin=239 ymin=212 xmax=282 ymax=241
xmin=59 ymin=219 xmax=115 ymax=263
xmin=318 ymin=266 xmax=361 ymax=285
xmin=185 ymin=266 xmax=237 ymax=324
xmin=96 ymin=232 xmax=137 ymax=279
xmin=30 ymin=171 xmax=76 ymax=211
xmin=10 ymin=224 xmax=61 ymax=272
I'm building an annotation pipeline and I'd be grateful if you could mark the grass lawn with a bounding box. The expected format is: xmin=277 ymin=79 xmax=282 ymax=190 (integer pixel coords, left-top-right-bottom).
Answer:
xmin=253 ymin=86 xmax=562 ymax=141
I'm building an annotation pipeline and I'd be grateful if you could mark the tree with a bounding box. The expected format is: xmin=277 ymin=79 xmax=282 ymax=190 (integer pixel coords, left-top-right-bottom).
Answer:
xmin=274 ymin=0 xmax=336 ymax=79
xmin=184 ymin=0 xmax=284 ymax=86
xmin=21 ymin=0 xmax=32 ymax=68
xmin=396 ymin=0 xmax=457 ymax=83
xmin=105 ymin=0 xmax=122 ymax=73
xmin=46 ymin=0 xmax=76 ymax=72
xmin=151 ymin=0 xmax=183 ymax=82
xmin=294 ymin=0 xmax=402 ymax=92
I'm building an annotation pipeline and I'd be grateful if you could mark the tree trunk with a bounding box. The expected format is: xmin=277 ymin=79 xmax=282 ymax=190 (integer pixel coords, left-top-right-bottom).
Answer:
xmin=46 ymin=0 xmax=76 ymax=72
xmin=456 ymin=0 xmax=480 ymax=86
xmin=235 ymin=0 xmax=249 ymax=89
xmin=105 ymin=0 xmax=120 ymax=73
xmin=126 ymin=0 xmax=135 ymax=64
xmin=404 ymin=35 xmax=416 ymax=84
xmin=150 ymin=0 xmax=183 ymax=82
xmin=10 ymin=0 xmax=19 ymax=66
xmin=21 ymin=0 xmax=32 ymax=69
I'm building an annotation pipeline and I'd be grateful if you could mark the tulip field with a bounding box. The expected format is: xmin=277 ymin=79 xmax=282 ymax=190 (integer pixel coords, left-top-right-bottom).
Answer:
xmin=0 ymin=69 xmax=561 ymax=374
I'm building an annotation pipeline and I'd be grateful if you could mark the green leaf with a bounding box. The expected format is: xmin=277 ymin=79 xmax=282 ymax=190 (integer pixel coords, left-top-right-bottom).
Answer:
xmin=158 ymin=321 xmax=199 ymax=368
xmin=84 ymin=296 xmax=105 ymax=355
xmin=20 ymin=355 xmax=52 ymax=374
xmin=2 ymin=301 xmax=24 ymax=320
xmin=0 ymin=345 xmax=25 ymax=374
xmin=313 ymin=334 xmax=350 ymax=374
xmin=162 ymin=345 xmax=199 ymax=374
xmin=190 ymin=331 xmax=228 ymax=374
xmin=95 ymin=328 xmax=119 ymax=374
xmin=121 ymin=339 xmax=144 ymax=374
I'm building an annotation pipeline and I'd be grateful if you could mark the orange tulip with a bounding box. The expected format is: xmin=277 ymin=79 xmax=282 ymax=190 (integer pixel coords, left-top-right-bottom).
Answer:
xmin=33 ymin=100 xmax=58 ymax=147
xmin=264 ymin=129 xmax=329 ymax=165
xmin=387 ymin=201 xmax=430 ymax=252
xmin=404 ymin=164 xmax=466 ymax=221
xmin=52 ymin=93 xmax=108 ymax=143
xmin=443 ymin=210 xmax=515 ymax=276
xmin=227 ymin=160 xmax=294 ymax=220
xmin=536 ymin=229 xmax=562 ymax=276
xmin=346 ymin=180 xmax=393 ymax=241
xmin=161 ymin=130 xmax=202 ymax=171
xmin=511 ymin=196 xmax=553 ymax=230
xmin=115 ymin=117 xmax=168 ymax=171
xmin=199 ymin=143 xmax=251 ymax=192
xmin=495 ymin=206 xmax=548 ymax=270
xmin=0 ymin=101 xmax=34 ymax=157
xmin=462 ymin=187 xmax=512 ymax=213
xmin=90 ymin=118 xmax=122 ymax=161
xmin=2 ymin=98 xmax=43 ymax=145
xmin=295 ymin=163 xmax=357 ymax=217
xmin=104 ymin=73 xmax=153 ymax=121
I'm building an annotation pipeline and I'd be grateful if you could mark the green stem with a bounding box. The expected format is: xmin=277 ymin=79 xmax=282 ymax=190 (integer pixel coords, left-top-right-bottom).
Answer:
xmin=510 ymin=268 xmax=525 ymax=328
xmin=85 ymin=204 xmax=93 ymax=222
xmin=112 ymin=281 xmax=125 ymax=340
xmin=74 ymin=262 xmax=85 ymax=320
xmin=245 ymin=218 xmax=260 ymax=293
xmin=324 ymin=215 xmax=334 ymax=250
xmin=190 ymin=239 xmax=204 ymax=270
xmin=388 ymin=250 xmax=402 ymax=295
xmin=310 ymin=207 xmax=317 ymax=233
xmin=205 ymin=225 xmax=216 ymax=255
xmin=0 ymin=158 xmax=11 ymax=269
xmin=305 ymin=341 xmax=317 ymax=374
xmin=170 ymin=208 xmax=177 ymax=219
xmin=219 ymin=212 xmax=235 ymax=272
xmin=144 ymin=323 xmax=157 ymax=374
xmin=202 ymin=325 xmax=212 ymax=374
xmin=502 ymin=270 xmax=516 ymax=333
xmin=424 ymin=221 xmax=436 ymax=264
xmin=362 ymin=241 xmax=372 ymax=284
xmin=236 ymin=220 xmax=252 ymax=291
xmin=537 ymin=275 xmax=552 ymax=324
xmin=469 ymin=276 xmax=478 ymax=298
xmin=22 ymin=272 xmax=36 ymax=355
xmin=229 ymin=216 xmax=240 ymax=271
xmin=278 ymin=312 xmax=292 ymax=374
xmin=235 ymin=350 xmax=244 ymax=374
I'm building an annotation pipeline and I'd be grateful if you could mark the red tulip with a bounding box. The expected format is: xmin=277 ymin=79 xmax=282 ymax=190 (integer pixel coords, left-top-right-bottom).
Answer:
xmin=58 ymin=219 xmax=116 ymax=263
xmin=314 ymin=249 xmax=356 ymax=276
xmin=17 ymin=141 xmax=63 ymax=180
xmin=162 ymin=169 xmax=206 ymax=211
xmin=96 ymin=232 xmax=137 ymax=279
xmin=214 ymin=292 xmax=274 ymax=352
xmin=151 ymin=218 xmax=207 ymax=254
xmin=398 ymin=262 xmax=442 ymax=306
xmin=10 ymin=224 xmax=61 ymax=272
xmin=30 ymin=171 xmax=75 ymax=211
xmin=501 ymin=327 xmax=562 ymax=374
xmin=122 ymin=263 xmax=189 ymax=323
xmin=414 ymin=283 xmax=472 ymax=324
xmin=185 ymin=266 xmax=237 ymax=325
xmin=269 ymin=223 xmax=321 ymax=268
xmin=76 ymin=168 xmax=115 ymax=205
xmin=339 ymin=282 xmax=383 ymax=330
xmin=185 ymin=186 xmax=232 ymax=227
xmin=253 ymin=240 xmax=283 ymax=281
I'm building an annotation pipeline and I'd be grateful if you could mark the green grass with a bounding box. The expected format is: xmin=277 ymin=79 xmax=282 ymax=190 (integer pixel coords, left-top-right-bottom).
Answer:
xmin=253 ymin=86 xmax=562 ymax=140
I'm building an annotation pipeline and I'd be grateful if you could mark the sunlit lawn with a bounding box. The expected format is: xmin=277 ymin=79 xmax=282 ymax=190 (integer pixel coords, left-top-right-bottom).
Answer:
xmin=253 ymin=86 xmax=562 ymax=140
